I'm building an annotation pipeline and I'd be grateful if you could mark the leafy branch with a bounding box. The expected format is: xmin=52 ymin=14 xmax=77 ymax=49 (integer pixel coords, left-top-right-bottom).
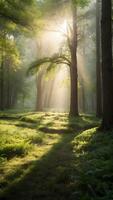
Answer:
xmin=27 ymin=53 xmax=71 ymax=76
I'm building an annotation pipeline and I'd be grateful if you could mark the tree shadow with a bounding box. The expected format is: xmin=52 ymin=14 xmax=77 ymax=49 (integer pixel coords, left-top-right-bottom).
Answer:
xmin=0 ymin=132 xmax=77 ymax=200
xmin=0 ymin=114 xmax=100 ymax=200
xmin=69 ymin=128 xmax=113 ymax=200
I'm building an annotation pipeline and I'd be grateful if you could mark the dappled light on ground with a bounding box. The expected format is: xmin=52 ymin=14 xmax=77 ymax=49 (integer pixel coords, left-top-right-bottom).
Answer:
xmin=0 ymin=112 xmax=113 ymax=199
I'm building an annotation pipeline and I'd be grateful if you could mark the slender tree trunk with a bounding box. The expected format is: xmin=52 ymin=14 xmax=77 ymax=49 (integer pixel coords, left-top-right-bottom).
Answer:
xmin=36 ymin=71 xmax=43 ymax=111
xmin=69 ymin=4 xmax=78 ymax=117
xmin=81 ymin=81 xmax=86 ymax=113
xmin=96 ymin=0 xmax=102 ymax=117
xmin=6 ymin=64 xmax=10 ymax=108
xmin=101 ymin=0 xmax=113 ymax=129
xmin=0 ymin=53 xmax=4 ymax=110
xmin=44 ymin=79 xmax=55 ymax=109
xmin=81 ymin=21 xmax=86 ymax=114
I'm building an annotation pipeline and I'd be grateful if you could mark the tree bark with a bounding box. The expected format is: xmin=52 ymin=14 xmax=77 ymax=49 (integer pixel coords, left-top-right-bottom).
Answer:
xmin=101 ymin=0 xmax=113 ymax=129
xmin=96 ymin=0 xmax=102 ymax=117
xmin=69 ymin=3 xmax=78 ymax=117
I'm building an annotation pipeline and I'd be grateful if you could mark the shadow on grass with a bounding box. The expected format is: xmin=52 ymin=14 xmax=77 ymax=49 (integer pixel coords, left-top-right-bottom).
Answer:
xmin=69 ymin=128 xmax=113 ymax=200
xmin=18 ymin=115 xmax=99 ymax=134
xmin=0 ymin=133 xmax=77 ymax=200
xmin=1 ymin=129 xmax=105 ymax=200
xmin=0 ymin=114 xmax=101 ymax=200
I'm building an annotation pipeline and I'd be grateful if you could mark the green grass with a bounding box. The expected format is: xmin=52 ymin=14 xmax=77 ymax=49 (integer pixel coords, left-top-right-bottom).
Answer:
xmin=0 ymin=112 xmax=113 ymax=200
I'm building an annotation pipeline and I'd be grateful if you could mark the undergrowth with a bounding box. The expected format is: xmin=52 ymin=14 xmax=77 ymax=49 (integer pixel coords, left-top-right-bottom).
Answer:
xmin=0 ymin=112 xmax=112 ymax=200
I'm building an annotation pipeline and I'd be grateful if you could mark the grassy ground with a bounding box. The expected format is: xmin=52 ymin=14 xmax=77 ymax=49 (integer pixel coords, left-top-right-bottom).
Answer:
xmin=0 ymin=112 xmax=113 ymax=200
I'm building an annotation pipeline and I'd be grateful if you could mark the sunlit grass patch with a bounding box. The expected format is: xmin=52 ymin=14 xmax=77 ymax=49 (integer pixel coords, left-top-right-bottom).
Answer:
xmin=0 ymin=142 xmax=31 ymax=159
xmin=20 ymin=112 xmax=99 ymax=132
xmin=0 ymin=112 xmax=105 ymax=200
xmin=20 ymin=112 xmax=45 ymax=123
xmin=0 ymin=121 xmax=46 ymax=161
xmin=0 ymin=115 xmax=62 ymax=197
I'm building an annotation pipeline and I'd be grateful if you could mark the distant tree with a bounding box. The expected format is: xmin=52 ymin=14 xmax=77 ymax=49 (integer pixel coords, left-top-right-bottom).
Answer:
xmin=0 ymin=0 xmax=41 ymax=110
xmin=0 ymin=31 xmax=21 ymax=110
xmin=36 ymin=71 xmax=44 ymax=111
xmin=28 ymin=0 xmax=90 ymax=117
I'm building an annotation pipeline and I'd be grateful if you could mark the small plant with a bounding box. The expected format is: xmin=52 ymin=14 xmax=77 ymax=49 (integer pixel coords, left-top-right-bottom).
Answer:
xmin=0 ymin=142 xmax=31 ymax=159
xmin=30 ymin=134 xmax=44 ymax=145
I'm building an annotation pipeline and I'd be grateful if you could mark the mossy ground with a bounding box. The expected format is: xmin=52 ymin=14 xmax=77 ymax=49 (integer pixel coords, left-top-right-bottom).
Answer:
xmin=0 ymin=112 xmax=113 ymax=200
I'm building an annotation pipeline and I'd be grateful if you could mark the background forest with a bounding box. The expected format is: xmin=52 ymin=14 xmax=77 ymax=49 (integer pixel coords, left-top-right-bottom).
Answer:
xmin=0 ymin=0 xmax=96 ymax=114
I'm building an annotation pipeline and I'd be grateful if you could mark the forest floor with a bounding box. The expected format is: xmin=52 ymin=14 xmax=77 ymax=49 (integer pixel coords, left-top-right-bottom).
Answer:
xmin=0 ymin=112 xmax=113 ymax=200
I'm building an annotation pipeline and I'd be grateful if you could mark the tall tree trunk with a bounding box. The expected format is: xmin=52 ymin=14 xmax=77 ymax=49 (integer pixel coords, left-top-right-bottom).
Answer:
xmin=96 ymin=0 xmax=102 ymax=117
xmin=101 ymin=0 xmax=113 ymax=129
xmin=69 ymin=4 xmax=78 ymax=117
xmin=81 ymin=21 xmax=86 ymax=114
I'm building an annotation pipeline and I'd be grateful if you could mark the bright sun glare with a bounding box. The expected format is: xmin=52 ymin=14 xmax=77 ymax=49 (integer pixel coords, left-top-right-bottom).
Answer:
xmin=60 ymin=20 xmax=68 ymax=35
xmin=40 ymin=19 xmax=69 ymax=55
xmin=51 ymin=20 xmax=69 ymax=44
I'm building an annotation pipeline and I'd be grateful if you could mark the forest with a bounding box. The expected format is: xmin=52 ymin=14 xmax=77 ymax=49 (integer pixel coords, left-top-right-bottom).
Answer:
xmin=0 ymin=0 xmax=113 ymax=199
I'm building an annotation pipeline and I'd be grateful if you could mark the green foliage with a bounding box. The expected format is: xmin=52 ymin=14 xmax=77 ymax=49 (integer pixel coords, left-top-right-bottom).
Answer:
xmin=0 ymin=0 xmax=39 ymax=29
xmin=0 ymin=112 xmax=98 ymax=195
xmin=39 ymin=0 xmax=90 ymax=14
xmin=0 ymin=33 xmax=21 ymax=69
xmin=71 ymin=128 xmax=113 ymax=199
xmin=0 ymin=143 xmax=30 ymax=158
xmin=27 ymin=53 xmax=71 ymax=76
xmin=75 ymin=0 xmax=90 ymax=7
xmin=1 ymin=112 xmax=112 ymax=200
